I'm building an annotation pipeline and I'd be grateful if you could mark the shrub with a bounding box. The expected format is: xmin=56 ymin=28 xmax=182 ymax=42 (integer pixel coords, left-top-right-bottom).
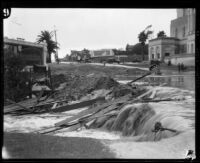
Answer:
xmin=4 ymin=52 xmax=30 ymax=103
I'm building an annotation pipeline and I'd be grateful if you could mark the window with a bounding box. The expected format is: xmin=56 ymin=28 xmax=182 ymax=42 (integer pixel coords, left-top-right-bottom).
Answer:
xmin=151 ymin=47 xmax=154 ymax=55
xmin=156 ymin=47 xmax=159 ymax=54
xmin=157 ymin=53 xmax=160 ymax=59
xmin=183 ymin=26 xmax=186 ymax=37
xmin=152 ymin=54 xmax=154 ymax=59
xmin=165 ymin=53 xmax=170 ymax=57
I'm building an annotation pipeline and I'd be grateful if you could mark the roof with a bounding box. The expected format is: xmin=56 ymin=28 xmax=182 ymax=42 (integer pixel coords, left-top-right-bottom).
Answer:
xmin=4 ymin=37 xmax=46 ymax=48
xmin=91 ymin=49 xmax=114 ymax=57
xmin=149 ymin=37 xmax=180 ymax=42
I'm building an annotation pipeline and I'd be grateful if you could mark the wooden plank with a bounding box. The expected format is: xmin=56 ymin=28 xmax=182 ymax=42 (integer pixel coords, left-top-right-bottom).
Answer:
xmin=139 ymin=98 xmax=176 ymax=103
xmin=55 ymin=95 xmax=130 ymax=127
xmin=129 ymin=71 xmax=151 ymax=84
xmin=4 ymin=98 xmax=54 ymax=114
xmin=149 ymin=89 xmax=157 ymax=99
xmin=85 ymin=104 xmax=118 ymax=121
xmin=51 ymin=123 xmax=82 ymax=134
xmin=39 ymin=122 xmax=82 ymax=134
xmin=4 ymin=98 xmax=37 ymax=110
xmin=38 ymin=126 xmax=62 ymax=134
xmin=51 ymin=97 xmax=105 ymax=113
xmin=5 ymin=99 xmax=33 ymax=112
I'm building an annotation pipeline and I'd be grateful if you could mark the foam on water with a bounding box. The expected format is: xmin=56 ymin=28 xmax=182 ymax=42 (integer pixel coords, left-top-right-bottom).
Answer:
xmin=4 ymin=107 xmax=88 ymax=133
xmin=55 ymin=129 xmax=121 ymax=140
xmin=107 ymin=130 xmax=195 ymax=159
xmin=3 ymin=84 xmax=195 ymax=158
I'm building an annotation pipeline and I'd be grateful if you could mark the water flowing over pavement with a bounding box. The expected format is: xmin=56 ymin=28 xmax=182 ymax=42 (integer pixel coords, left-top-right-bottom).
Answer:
xmin=3 ymin=84 xmax=195 ymax=159
xmin=4 ymin=63 xmax=195 ymax=159
xmin=106 ymin=86 xmax=195 ymax=159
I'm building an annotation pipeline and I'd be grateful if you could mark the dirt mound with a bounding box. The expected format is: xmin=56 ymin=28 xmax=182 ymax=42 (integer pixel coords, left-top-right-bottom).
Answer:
xmin=51 ymin=73 xmax=119 ymax=100
xmin=51 ymin=74 xmax=67 ymax=88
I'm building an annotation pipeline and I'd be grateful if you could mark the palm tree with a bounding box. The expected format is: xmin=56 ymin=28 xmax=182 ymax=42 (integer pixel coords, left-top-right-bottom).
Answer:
xmin=138 ymin=30 xmax=153 ymax=61
xmin=36 ymin=30 xmax=59 ymax=63
xmin=157 ymin=31 xmax=167 ymax=38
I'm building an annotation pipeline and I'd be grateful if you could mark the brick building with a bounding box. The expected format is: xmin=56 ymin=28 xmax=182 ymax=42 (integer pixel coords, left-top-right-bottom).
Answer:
xmin=148 ymin=9 xmax=195 ymax=66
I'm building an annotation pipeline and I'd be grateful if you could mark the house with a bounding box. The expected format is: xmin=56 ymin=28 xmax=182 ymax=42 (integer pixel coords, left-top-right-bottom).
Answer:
xmin=70 ymin=49 xmax=90 ymax=61
xmin=70 ymin=50 xmax=82 ymax=61
xmin=89 ymin=49 xmax=115 ymax=62
xmin=4 ymin=37 xmax=47 ymax=66
xmin=148 ymin=9 xmax=195 ymax=66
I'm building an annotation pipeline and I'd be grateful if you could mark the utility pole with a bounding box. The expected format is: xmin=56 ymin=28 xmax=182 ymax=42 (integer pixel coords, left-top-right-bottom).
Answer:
xmin=54 ymin=25 xmax=59 ymax=63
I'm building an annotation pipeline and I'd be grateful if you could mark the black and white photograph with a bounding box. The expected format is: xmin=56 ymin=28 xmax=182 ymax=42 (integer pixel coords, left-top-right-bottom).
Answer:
xmin=2 ymin=7 xmax=196 ymax=159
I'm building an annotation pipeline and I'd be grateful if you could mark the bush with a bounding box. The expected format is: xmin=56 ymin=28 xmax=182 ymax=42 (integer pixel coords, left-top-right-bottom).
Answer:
xmin=4 ymin=52 xmax=30 ymax=103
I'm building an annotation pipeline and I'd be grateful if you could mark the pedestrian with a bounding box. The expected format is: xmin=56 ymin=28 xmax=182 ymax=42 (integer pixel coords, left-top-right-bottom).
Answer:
xmin=103 ymin=60 xmax=106 ymax=67
xmin=181 ymin=63 xmax=184 ymax=71
xmin=178 ymin=63 xmax=181 ymax=73
xmin=168 ymin=60 xmax=171 ymax=66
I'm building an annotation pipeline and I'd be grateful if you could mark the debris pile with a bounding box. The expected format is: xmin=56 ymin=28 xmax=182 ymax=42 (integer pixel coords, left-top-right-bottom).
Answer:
xmin=4 ymin=66 xmax=183 ymax=141
xmin=51 ymin=73 xmax=120 ymax=101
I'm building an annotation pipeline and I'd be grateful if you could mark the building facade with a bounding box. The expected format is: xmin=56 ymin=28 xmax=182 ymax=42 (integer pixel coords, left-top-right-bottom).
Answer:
xmin=4 ymin=37 xmax=48 ymax=65
xmin=89 ymin=49 xmax=115 ymax=62
xmin=148 ymin=9 xmax=195 ymax=66
xmin=70 ymin=49 xmax=90 ymax=61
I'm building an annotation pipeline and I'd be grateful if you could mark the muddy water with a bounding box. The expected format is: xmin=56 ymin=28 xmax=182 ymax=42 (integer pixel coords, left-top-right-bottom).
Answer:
xmin=3 ymin=76 xmax=195 ymax=158
xmin=115 ymin=75 xmax=195 ymax=91
xmin=109 ymin=79 xmax=195 ymax=159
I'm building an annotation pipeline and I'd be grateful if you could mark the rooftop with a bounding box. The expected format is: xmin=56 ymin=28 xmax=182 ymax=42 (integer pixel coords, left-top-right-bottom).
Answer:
xmin=149 ymin=37 xmax=180 ymax=42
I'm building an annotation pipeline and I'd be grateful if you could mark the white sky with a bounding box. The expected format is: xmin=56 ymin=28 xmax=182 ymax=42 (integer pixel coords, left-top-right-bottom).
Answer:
xmin=4 ymin=8 xmax=177 ymax=59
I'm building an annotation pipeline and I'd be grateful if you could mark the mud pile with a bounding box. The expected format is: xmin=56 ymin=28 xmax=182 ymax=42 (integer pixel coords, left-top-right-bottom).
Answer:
xmin=51 ymin=73 xmax=140 ymax=101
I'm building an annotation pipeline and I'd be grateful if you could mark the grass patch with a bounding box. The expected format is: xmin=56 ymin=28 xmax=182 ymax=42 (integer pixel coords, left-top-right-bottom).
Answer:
xmin=49 ymin=63 xmax=147 ymax=77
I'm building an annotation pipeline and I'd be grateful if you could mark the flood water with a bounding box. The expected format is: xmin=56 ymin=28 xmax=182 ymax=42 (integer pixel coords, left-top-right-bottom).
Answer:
xmin=115 ymin=74 xmax=195 ymax=91
xmin=3 ymin=74 xmax=196 ymax=159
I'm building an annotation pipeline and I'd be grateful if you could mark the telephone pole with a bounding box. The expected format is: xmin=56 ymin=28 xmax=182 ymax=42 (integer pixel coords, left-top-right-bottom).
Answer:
xmin=54 ymin=25 xmax=59 ymax=63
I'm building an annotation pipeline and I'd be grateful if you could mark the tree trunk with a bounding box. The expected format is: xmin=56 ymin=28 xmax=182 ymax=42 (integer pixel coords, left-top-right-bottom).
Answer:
xmin=47 ymin=52 xmax=51 ymax=63
xmin=141 ymin=44 xmax=144 ymax=61
xmin=49 ymin=54 xmax=52 ymax=63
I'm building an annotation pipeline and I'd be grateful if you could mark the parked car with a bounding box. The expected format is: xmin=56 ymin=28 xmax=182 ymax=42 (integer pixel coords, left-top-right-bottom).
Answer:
xmin=84 ymin=59 xmax=92 ymax=63
xmin=106 ymin=58 xmax=120 ymax=64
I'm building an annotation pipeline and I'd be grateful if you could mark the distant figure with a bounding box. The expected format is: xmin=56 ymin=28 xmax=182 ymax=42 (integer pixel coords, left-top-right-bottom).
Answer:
xmin=56 ymin=58 xmax=60 ymax=64
xmin=178 ymin=63 xmax=181 ymax=73
xmin=168 ymin=60 xmax=171 ymax=66
xmin=103 ymin=61 xmax=106 ymax=67
xmin=181 ymin=63 xmax=184 ymax=71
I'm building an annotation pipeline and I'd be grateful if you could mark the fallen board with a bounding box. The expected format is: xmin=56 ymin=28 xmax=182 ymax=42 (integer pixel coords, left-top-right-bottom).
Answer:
xmin=55 ymin=95 xmax=131 ymax=127
xmin=4 ymin=98 xmax=55 ymax=114
xmin=51 ymin=96 xmax=106 ymax=113
xmin=4 ymin=98 xmax=38 ymax=114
